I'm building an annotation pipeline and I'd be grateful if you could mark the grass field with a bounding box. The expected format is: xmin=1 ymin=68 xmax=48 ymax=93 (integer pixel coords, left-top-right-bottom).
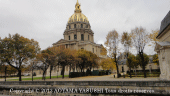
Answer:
xmin=125 ymin=74 xmax=160 ymax=77
xmin=7 ymin=75 xmax=69 ymax=81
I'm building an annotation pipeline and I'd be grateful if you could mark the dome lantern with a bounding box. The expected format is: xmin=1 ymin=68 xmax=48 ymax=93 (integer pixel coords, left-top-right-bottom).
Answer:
xmin=75 ymin=0 xmax=81 ymax=13
xmin=68 ymin=0 xmax=89 ymax=24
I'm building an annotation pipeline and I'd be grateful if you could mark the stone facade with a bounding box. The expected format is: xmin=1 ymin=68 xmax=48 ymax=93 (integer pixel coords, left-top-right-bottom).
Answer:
xmin=43 ymin=0 xmax=106 ymax=76
xmin=53 ymin=0 xmax=105 ymax=58
xmin=117 ymin=53 xmax=159 ymax=74
xmin=155 ymin=11 xmax=170 ymax=80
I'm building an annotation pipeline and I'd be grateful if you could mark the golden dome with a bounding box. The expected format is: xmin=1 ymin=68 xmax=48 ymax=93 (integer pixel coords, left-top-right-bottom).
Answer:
xmin=68 ymin=0 xmax=89 ymax=23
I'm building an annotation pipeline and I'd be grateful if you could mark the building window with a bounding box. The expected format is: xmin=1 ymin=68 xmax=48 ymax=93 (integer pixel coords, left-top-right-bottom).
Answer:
xmin=69 ymin=36 xmax=70 ymax=40
xmin=74 ymin=34 xmax=77 ymax=40
xmin=69 ymin=25 xmax=70 ymax=29
xmin=88 ymin=35 xmax=89 ymax=40
xmin=86 ymin=25 xmax=88 ymax=28
xmin=122 ymin=66 xmax=124 ymax=72
xmin=81 ymin=34 xmax=84 ymax=41
xmin=74 ymin=24 xmax=76 ymax=28
xmin=81 ymin=48 xmax=84 ymax=50
xmin=66 ymin=44 xmax=68 ymax=48
xmin=81 ymin=24 xmax=83 ymax=28
xmin=92 ymin=48 xmax=94 ymax=53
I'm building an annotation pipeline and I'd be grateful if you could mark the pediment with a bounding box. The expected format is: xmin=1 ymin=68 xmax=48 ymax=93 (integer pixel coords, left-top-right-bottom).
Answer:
xmin=53 ymin=39 xmax=69 ymax=45
xmin=154 ymin=41 xmax=170 ymax=52
xmin=154 ymin=42 xmax=161 ymax=52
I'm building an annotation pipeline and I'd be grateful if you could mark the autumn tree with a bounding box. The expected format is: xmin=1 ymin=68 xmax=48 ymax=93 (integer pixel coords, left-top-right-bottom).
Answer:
xmin=86 ymin=51 xmax=98 ymax=71
xmin=121 ymin=32 xmax=132 ymax=77
xmin=149 ymin=30 xmax=159 ymax=65
xmin=153 ymin=54 xmax=159 ymax=65
xmin=77 ymin=49 xmax=89 ymax=72
xmin=0 ymin=33 xmax=40 ymax=81
xmin=67 ymin=49 xmax=77 ymax=73
xmin=46 ymin=47 xmax=58 ymax=79
xmin=100 ymin=58 xmax=116 ymax=70
xmin=36 ymin=50 xmax=50 ymax=80
xmin=100 ymin=46 xmax=107 ymax=56
xmin=126 ymin=54 xmax=139 ymax=71
xmin=56 ymin=48 xmax=74 ymax=78
xmin=27 ymin=58 xmax=39 ymax=81
xmin=105 ymin=30 xmax=120 ymax=78
xmin=131 ymin=27 xmax=150 ymax=78
xmin=36 ymin=46 xmax=59 ymax=80
xmin=149 ymin=29 xmax=159 ymax=45
xmin=136 ymin=53 xmax=149 ymax=70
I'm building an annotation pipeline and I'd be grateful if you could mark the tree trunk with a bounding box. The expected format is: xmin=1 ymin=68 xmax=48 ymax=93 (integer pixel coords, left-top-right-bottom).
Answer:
xmin=18 ymin=69 xmax=22 ymax=81
xmin=32 ymin=68 xmax=33 ymax=81
xmin=50 ymin=65 xmax=53 ymax=79
xmin=42 ymin=71 xmax=46 ymax=81
xmin=129 ymin=65 xmax=132 ymax=78
xmin=126 ymin=53 xmax=131 ymax=78
xmin=114 ymin=54 xmax=119 ymax=78
xmin=128 ymin=59 xmax=132 ymax=78
xmin=5 ymin=67 xmax=7 ymax=82
xmin=61 ymin=65 xmax=65 ymax=79
xmin=90 ymin=67 xmax=92 ymax=75
xmin=140 ymin=52 xmax=146 ymax=78
xmin=69 ymin=64 xmax=71 ymax=73
xmin=116 ymin=63 xmax=119 ymax=78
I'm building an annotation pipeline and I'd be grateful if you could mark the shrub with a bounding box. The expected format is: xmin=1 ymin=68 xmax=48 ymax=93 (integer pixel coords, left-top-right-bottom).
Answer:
xmin=92 ymin=70 xmax=99 ymax=76
xmin=69 ymin=72 xmax=86 ymax=78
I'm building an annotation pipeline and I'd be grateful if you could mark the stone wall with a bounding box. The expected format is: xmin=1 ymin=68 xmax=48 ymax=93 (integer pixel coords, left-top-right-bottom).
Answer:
xmin=0 ymin=81 xmax=170 ymax=95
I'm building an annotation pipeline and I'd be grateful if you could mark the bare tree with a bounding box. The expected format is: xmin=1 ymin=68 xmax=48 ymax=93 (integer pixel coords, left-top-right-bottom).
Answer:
xmin=105 ymin=30 xmax=120 ymax=78
xmin=28 ymin=58 xmax=39 ymax=81
xmin=121 ymin=32 xmax=132 ymax=78
xmin=131 ymin=27 xmax=150 ymax=78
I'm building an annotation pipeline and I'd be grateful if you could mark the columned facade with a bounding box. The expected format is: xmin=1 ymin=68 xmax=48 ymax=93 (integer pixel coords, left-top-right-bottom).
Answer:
xmin=155 ymin=11 xmax=170 ymax=80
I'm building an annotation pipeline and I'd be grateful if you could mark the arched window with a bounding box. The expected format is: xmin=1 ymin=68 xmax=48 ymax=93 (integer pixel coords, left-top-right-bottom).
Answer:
xmin=88 ymin=35 xmax=89 ymax=40
xmin=81 ymin=24 xmax=83 ymax=28
xmin=74 ymin=34 xmax=77 ymax=40
xmin=74 ymin=24 xmax=76 ymax=28
xmin=81 ymin=34 xmax=84 ymax=41
xmin=69 ymin=36 xmax=70 ymax=40
xmin=122 ymin=66 xmax=124 ymax=72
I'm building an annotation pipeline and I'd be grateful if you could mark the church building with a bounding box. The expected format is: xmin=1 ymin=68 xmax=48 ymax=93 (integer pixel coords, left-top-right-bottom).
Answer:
xmin=43 ymin=0 xmax=106 ymax=76
xmin=53 ymin=0 xmax=105 ymax=58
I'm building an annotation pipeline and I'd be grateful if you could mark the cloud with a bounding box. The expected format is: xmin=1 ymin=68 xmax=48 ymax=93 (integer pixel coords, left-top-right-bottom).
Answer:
xmin=0 ymin=0 xmax=170 ymax=55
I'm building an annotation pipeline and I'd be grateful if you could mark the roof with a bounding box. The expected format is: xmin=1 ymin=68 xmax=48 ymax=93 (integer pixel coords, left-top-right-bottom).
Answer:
xmin=118 ymin=59 xmax=127 ymax=65
xmin=156 ymin=41 xmax=170 ymax=46
xmin=68 ymin=0 xmax=89 ymax=24
xmin=157 ymin=11 xmax=170 ymax=38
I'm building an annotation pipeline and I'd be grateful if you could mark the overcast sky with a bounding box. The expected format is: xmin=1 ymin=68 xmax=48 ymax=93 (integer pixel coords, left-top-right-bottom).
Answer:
xmin=0 ymin=0 xmax=170 ymax=55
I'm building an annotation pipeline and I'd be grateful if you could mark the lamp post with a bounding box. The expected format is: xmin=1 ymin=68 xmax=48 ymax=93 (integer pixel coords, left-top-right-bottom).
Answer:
xmin=5 ymin=66 xmax=7 ymax=82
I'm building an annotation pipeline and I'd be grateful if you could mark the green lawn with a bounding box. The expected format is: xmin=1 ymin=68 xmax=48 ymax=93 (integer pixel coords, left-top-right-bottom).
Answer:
xmin=7 ymin=75 xmax=69 ymax=81
xmin=125 ymin=74 xmax=160 ymax=77
xmin=0 ymin=76 xmax=30 ymax=79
